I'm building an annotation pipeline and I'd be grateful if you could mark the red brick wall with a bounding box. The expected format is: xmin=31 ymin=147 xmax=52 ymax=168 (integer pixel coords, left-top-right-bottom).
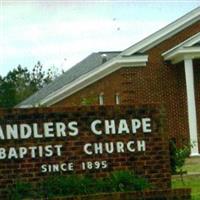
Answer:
xmin=53 ymin=21 xmax=200 ymax=148
xmin=50 ymin=189 xmax=191 ymax=200
xmin=143 ymin=20 xmax=200 ymax=148
xmin=54 ymin=68 xmax=124 ymax=106
xmin=0 ymin=105 xmax=171 ymax=199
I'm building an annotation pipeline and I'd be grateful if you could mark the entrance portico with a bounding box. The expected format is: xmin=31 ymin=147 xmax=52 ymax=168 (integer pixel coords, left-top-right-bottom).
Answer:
xmin=163 ymin=33 xmax=200 ymax=156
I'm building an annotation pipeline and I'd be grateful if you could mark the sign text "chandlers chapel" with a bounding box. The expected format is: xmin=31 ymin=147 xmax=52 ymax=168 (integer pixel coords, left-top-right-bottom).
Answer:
xmin=0 ymin=118 xmax=151 ymax=160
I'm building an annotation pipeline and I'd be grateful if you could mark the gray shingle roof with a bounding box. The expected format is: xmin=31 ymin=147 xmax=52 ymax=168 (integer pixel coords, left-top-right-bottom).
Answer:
xmin=17 ymin=51 xmax=120 ymax=107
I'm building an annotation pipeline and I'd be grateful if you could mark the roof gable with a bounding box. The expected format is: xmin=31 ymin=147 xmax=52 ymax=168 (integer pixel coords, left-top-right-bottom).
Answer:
xmin=162 ymin=32 xmax=200 ymax=63
xmin=121 ymin=6 xmax=200 ymax=56
xmin=17 ymin=52 xmax=120 ymax=107
xmin=18 ymin=7 xmax=200 ymax=108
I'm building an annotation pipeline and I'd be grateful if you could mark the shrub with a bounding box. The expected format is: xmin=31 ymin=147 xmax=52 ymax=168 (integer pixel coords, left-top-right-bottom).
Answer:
xmin=8 ymin=182 xmax=33 ymax=200
xmin=9 ymin=170 xmax=150 ymax=199
xmin=39 ymin=175 xmax=96 ymax=197
xmin=108 ymin=170 xmax=150 ymax=192
xmin=169 ymin=140 xmax=190 ymax=174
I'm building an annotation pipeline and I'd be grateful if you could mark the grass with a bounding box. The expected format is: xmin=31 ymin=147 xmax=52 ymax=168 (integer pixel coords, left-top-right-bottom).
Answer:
xmin=182 ymin=157 xmax=200 ymax=174
xmin=172 ymin=176 xmax=200 ymax=200
xmin=172 ymin=157 xmax=200 ymax=200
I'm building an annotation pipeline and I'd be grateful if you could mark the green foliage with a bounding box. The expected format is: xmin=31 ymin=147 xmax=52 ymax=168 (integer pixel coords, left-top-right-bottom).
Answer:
xmin=8 ymin=182 xmax=33 ymax=200
xmin=169 ymin=140 xmax=191 ymax=174
xmin=81 ymin=96 xmax=97 ymax=106
xmin=0 ymin=62 xmax=61 ymax=108
xmin=94 ymin=177 xmax=114 ymax=193
xmin=9 ymin=171 xmax=150 ymax=199
xmin=39 ymin=175 xmax=96 ymax=197
xmin=108 ymin=170 xmax=150 ymax=192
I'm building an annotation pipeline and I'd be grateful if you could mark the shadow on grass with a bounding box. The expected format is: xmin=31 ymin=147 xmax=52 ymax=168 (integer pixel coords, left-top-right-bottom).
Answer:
xmin=172 ymin=175 xmax=200 ymax=200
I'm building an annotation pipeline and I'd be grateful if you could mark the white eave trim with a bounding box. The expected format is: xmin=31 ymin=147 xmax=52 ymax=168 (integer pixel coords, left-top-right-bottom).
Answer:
xmin=17 ymin=105 xmax=33 ymax=108
xmin=163 ymin=32 xmax=200 ymax=56
xmin=121 ymin=7 xmax=200 ymax=56
xmin=162 ymin=32 xmax=200 ymax=64
xmin=163 ymin=47 xmax=200 ymax=64
xmin=183 ymin=32 xmax=200 ymax=47
xmin=39 ymin=55 xmax=148 ymax=106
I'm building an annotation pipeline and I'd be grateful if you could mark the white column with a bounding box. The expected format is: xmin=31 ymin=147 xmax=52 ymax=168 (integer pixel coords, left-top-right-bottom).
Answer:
xmin=184 ymin=59 xmax=199 ymax=156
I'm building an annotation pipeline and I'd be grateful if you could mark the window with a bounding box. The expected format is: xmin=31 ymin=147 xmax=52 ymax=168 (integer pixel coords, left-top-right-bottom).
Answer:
xmin=99 ymin=92 xmax=104 ymax=105
xmin=115 ymin=93 xmax=120 ymax=105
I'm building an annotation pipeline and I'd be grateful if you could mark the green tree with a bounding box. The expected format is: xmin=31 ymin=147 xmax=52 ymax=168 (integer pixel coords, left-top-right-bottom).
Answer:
xmin=0 ymin=62 xmax=60 ymax=108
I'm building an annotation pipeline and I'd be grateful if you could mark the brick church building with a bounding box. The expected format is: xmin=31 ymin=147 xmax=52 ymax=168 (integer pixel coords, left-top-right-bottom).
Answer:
xmin=18 ymin=7 xmax=200 ymax=156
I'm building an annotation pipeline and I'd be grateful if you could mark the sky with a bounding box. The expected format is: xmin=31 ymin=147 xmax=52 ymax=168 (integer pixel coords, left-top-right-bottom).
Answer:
xmin=0 ymin=1 xmax=200 ymax=76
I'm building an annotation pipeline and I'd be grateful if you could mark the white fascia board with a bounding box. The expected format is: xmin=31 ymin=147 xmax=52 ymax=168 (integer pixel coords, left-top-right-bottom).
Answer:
xmin=40 ymin=55 xmax=148 ymax=106
xmin=183 ymin=33 xmax=200 ymax=47
xmin=163 ymin=47 xmax=200 ymax=64
xmin=119 ymin=55 xmax=148 ymax=63
xmin=162 ymin=32 xmax=200 ymax=57
xmin=122 ymin=7 xmax=200 ymax=56
xmin=17 ymin=105 xmax=33 ymax=108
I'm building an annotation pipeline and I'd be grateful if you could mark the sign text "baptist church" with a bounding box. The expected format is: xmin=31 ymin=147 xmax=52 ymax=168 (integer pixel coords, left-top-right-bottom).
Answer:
xmin=0 ymin=118 xmax=151 ymax=160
